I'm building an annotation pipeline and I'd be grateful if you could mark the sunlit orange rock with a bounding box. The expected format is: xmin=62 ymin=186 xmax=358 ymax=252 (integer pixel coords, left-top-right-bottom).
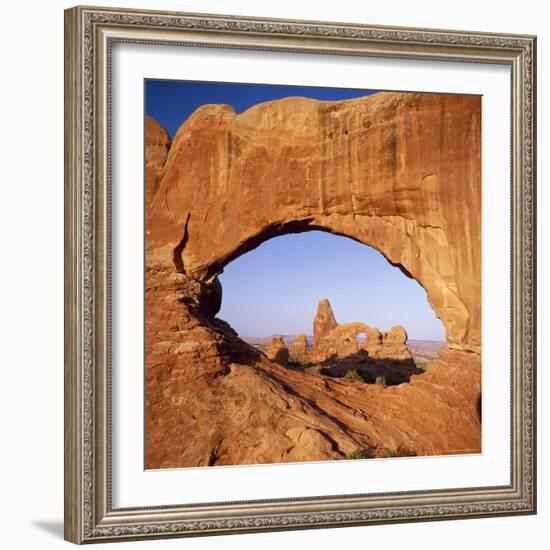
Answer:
xmin=148 ymin=92 xmax=481 ymax=353
xmin=145 ymin=268 xmax=480 ymax=468
xmin=145 ymin=115 xmax=171 ymax=209
xmin=308 ymin=299 xmax=413 ymax=364
xmin=144 ymin=92 xmax=482 ymax=468
xmin=313 ymin=298 xmax=338 ymax=344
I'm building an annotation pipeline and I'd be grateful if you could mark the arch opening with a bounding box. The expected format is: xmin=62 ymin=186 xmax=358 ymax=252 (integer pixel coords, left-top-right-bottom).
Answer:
xmin=217 ymin=230 xmax=445 ymax=384
xmin=148 ymin=91 xmax=481 ymax=354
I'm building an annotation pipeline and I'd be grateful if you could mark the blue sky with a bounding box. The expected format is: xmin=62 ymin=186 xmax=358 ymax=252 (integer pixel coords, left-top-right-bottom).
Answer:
xmin=146 ymin=80 xmax=445 ymax=341
xmin=145 ymin=79 xmax=378 ymax=139
xmin=218 ymin=231 xmax=444 ymax=341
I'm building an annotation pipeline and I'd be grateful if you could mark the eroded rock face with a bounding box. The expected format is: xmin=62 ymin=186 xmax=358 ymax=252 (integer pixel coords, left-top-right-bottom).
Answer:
xmin=145 ymin=266 xmax=481 ymax=468
xmin=148 ymin=93 xmax=481 ymax=353
xmin=145 ymin=116 xmax=171 ymax=209
xmin=266 ymin=336 xmax=289 ymax=365
xmin=380 ymin=325 xmax=411 ymax=361
xmin=313 ymin=299 xmax=338 ymax=344
xmin=289 ymin=334 xmax=308 ymax=361
xmin=307 ymin=300 xmax=412 ymax=364
xmin=144 ymin=92 xmax=482 ymax=468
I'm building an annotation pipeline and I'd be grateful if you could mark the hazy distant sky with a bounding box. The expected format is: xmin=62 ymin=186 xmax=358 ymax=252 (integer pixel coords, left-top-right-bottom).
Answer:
xmin=218 ymin=231 xmax=444 ymax=341
xmin=145 ymin=80 xmax=445 ymax=341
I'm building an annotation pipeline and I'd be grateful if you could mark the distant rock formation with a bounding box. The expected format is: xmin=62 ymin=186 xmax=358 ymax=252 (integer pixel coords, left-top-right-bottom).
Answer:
xmin=146 ymin=266 xmax=481 ymax=469
xmin=380 ymin=325 xmax=411 ymax=361
xmin=289 ymin=333 xmax=308 ymax=362
xmin=305 ymin=299 xmax=412 ymax=365
xmin=313 ymin=299 xmax=338 ymax=344
xmin=266 ymin=336 xmax=289 ymax=365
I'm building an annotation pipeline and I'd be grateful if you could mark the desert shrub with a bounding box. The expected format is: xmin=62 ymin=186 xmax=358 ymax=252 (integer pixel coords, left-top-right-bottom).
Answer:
xmin=375 ymin=375 xmax=386 ymax=386
xmin=344 ymin=369 xmax=363 ymax=381
xmin=384 ymin=446 xmax=416 ymax=458
xmin=286 ymin=360 xmax=304 ymax=371
xmin=413 ymin=357 xmax=429 ymax=371
xmin=346 ymin=448 xmax=368 ymax=460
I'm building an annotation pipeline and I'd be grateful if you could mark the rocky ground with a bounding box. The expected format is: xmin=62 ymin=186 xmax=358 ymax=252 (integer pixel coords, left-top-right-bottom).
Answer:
xmin=146 ymin=265 xmax=481 ymax=469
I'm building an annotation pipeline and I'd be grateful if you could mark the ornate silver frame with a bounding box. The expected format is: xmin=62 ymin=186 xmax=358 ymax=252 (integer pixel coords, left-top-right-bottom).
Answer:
xmin=64 ymin=5 xmax=537 ymax=544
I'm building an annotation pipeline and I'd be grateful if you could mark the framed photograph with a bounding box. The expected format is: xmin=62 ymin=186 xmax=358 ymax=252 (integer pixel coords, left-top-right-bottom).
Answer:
xmin=64 ymin=5 xmax=537 ymax=544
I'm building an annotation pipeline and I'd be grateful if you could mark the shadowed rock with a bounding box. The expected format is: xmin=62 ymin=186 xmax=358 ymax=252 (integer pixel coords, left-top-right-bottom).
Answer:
xmin=266 ymin=336 xmax=289 ymax=365
xmin=289 ymin=334 xmax=308 ymax=362
xmin=145 ymin=267 xmax=481 ymax=468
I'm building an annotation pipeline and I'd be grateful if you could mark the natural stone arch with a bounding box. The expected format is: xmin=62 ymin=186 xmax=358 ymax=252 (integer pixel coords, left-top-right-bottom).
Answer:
xmin=147 ymin=92 xmax=481 ymax=353
xmin=199 ymin=220 xmax=454 ymax=342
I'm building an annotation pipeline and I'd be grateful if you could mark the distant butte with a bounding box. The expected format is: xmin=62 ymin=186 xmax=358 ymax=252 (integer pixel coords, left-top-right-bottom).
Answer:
xmin=270 ymin=298 xmax=413 ymax=367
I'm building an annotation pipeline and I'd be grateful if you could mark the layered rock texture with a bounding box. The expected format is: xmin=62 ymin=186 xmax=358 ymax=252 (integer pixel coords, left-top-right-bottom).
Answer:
xmin=146 ymin=266 xmax=481 ymax=468
xmin=145 ymin=92 xmax=482 ymax=468
xmin=148 ymin=92 xmax=481 ymax=353
xmin=145 ymin=116 xmax=171 ymax=208
xmin=308 ymin=298 xmax=412 ymax=363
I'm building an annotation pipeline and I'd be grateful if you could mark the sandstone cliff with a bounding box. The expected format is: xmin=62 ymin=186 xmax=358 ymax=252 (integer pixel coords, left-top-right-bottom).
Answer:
xmin=148 ymin=92 xmax=481 ymax=353
xmin=144 ymin=92 xmax=482 ymax=468
xmin=145 ymin=115 xmax=171 ymax=208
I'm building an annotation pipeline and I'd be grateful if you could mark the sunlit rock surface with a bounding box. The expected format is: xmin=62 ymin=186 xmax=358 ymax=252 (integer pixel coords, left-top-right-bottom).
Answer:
xmin=145 ymin=115 xmax=171 ymax=209
xmin=148 ymin=92 xmax=481 ymax=352
xmin=145 ymin=92 xmax=482 ymax=468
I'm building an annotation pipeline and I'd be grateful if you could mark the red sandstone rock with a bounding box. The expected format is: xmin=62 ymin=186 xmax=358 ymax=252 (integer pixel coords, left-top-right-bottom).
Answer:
xmin=145 ymin=267 xmax=480 ymax=468
xmin=266 ymin=336 xmax=289 ymax=365
xmin=144 ymin=92 xmax=482 ymax=468
xmin=289 ymin=334 xmax=308 ymax=362
xmin=308 ymin=299 xmax=413 ymax=364
xmin=148 ymin=93 xmax=480 ymax=353
xmin=145 ymin=115 xmax=171 ymax=209
xmin=313 ymin=298 xmax=338 ymax=344
xmin=379 ymin=325 xmax=411 ymax=360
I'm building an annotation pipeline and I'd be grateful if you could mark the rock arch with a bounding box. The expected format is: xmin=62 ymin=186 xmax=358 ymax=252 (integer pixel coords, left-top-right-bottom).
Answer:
xmin=147 ymin=92 xmax=481 ymax=353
